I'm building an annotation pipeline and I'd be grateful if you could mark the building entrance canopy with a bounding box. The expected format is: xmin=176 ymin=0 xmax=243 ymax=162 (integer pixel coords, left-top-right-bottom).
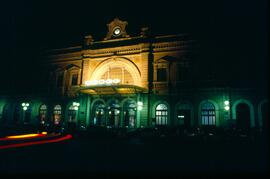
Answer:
xmin=79 ymin=84 xmax=147 ymax=95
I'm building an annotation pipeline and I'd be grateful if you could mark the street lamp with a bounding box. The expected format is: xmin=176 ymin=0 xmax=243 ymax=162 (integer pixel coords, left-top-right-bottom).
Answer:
xmin=224 ymin=100 xmax=230 ymax=111
xmin=72 ymin=102 xmax=80 ymax=110
xmin=21 ymin=102 xmax=29 ymax=111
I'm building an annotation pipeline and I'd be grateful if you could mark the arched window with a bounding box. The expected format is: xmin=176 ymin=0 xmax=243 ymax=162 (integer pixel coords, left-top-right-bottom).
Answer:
xmin=68 ymin=105 xmax=76 ymax=123
xmin=156 ymin=104 xmax=168 ymax=125
xmin=92 ymin=101 xmax=105 ymax=126
xmin=123 ymin=100 xmax=136 ymax=128
xmin=108 ymin=100 xmax=120 ymax=128
xmin=100 ymin=67 xmax=134 ymax=85
xmin=201 ymin=102 xmax=216 ymax=126
xmin=39 ymin=104 xmax=47 ymax=124
xmin=53 ymin=105 xmax=61 ymax=125
xmin=1 ymin=105 xmax=9 ymax=124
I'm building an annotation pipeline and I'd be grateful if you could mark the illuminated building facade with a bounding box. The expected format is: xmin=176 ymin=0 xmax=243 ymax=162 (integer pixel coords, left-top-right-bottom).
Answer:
xmin=0 ymin=18 xmax=268 ymax=131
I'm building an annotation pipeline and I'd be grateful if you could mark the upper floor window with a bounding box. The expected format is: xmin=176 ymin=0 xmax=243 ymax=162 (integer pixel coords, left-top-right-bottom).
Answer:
xmin=157 ymin=68 xmax=167 ymax=82
xmin=71 ymin=74 xmax=78 ymax=86
xmin=177 ymin=64 xmax=188 ymax=81
xmin=57 ymin=73 xmax=63 ymax=87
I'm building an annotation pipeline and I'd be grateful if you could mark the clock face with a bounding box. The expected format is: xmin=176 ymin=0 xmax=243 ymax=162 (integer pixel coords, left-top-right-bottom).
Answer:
xmin=113 ymin=27 xmax=121 ymax=36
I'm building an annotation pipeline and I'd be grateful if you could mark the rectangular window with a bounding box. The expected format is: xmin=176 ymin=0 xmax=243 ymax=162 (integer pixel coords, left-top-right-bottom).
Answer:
xmin=57 ymin=74 xmax=63 ymax=87
xmin=157 ymin=68 xmax=167 ymax=82
xmin=177 ymin=64 xmax=188 ymax=81
xmin=71 ymin=74 xmax=78 ymax=86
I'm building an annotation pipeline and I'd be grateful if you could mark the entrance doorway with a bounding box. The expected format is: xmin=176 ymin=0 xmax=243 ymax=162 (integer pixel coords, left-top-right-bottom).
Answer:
xmin=93 ymin=102 xmax=105 ymax=126
xmin=236 ymin=103 xmax=250 ymax=129
xmin=177 ymin=109 xmax=191 ymax=128
xmin=108 ymin=101 xmax=120 ymax=128
xmin=123 ymin=100 xmax=136 ymax=128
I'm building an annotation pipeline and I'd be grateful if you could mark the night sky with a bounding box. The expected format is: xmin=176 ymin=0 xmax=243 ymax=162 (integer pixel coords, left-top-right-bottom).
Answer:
xmin=0 ymin=0 xmax=268 ymax=92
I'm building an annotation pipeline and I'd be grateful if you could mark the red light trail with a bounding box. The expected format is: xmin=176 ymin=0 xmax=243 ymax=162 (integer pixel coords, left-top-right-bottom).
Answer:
xmin=0 ymin=134 xmax=72 ymax=150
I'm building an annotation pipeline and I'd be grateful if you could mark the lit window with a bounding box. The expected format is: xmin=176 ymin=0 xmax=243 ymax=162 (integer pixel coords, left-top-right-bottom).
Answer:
xmin=53 ymin=105 xmax=61 ymax=124
xmin=68 ymin=105 xmax=77 ymax=123
xmin=39 ymin=104 xmax=47 ymax=123
xmin=201 ymin=102 xmax=216 ymax=126
xmin=155 ymin=103 xmax=168 ymax=125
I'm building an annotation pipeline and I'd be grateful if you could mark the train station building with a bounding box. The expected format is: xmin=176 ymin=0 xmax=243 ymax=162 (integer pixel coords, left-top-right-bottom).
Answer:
xmin=0 ymin=18 xmax=268 ymax=131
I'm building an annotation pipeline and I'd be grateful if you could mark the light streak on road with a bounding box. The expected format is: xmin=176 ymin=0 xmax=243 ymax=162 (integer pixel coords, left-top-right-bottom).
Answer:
xmin=0 ymin=134 xmax=72 ymax=149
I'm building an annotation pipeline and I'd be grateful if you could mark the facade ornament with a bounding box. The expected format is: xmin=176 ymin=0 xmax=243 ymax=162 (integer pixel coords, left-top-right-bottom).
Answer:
xmin=84 ymin=35 xmax=94 ymax=46
xmin=104 ymin=17 xmax=129 ymax=40
xmin=140 ymin=27 xmax=150 ymax=37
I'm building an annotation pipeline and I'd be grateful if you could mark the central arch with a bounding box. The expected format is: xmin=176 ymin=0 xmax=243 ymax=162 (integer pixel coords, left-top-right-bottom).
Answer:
xmin=90 ymin=57 xmax=141 ymax=86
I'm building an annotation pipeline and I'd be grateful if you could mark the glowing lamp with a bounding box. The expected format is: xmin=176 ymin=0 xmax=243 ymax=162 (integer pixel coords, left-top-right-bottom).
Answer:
xmin=74 ymin=106 xmax=79 ymax=111
xmin=224 ymin=100 xmax=230 ymax=111
xmin=23 ymin=106 xmax=28 ymax=111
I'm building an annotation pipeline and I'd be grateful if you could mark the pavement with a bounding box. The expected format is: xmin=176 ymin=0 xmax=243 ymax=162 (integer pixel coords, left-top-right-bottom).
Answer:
xmin=0 ymin=130 xmax=268 ymax=178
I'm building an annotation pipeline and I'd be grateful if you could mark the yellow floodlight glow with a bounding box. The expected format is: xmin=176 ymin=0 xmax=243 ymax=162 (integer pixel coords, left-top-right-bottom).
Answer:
xmin=41 ymin=132 xmax=47 ymax=135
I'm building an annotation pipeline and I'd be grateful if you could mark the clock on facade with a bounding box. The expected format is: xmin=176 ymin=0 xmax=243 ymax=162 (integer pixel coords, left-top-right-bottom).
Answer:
xmin=113 ymin=26 xmax=121 ymax=36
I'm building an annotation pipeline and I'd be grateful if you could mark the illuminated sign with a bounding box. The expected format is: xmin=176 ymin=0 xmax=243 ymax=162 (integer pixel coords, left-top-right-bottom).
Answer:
xmin=178 ymin=115 xmax=185 ymax=119
xmin=85 ymin=79 xmax=121 ymax=86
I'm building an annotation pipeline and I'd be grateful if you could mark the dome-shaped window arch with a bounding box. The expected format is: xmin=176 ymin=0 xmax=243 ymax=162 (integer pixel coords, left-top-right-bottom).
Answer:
xmin=155 ymin=103 xmax=168 ymax=126
xmin=53 ymin=104 xmax=62 ymax=125
xmin=201 ymin=102 xmax=216 ymax=126
xmin=39 ymin=104 xmax=47 ymax=124
xmin=90 ymin=57 xmax=141 ymax=86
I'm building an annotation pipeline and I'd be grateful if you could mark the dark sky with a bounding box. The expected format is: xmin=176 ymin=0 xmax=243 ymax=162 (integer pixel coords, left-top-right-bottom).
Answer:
xmin=0 ymin=0 xmax=268 ymax=91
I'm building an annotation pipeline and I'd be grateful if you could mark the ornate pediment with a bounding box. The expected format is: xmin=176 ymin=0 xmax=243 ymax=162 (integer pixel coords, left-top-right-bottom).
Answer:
xmin=104 ymin=18 xmax=129 ymax=40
